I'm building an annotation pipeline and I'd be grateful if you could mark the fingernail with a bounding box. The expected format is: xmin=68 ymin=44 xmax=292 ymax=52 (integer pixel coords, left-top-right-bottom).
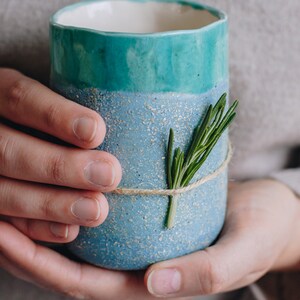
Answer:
xmin=84 ymin=160 xmax=115 ymax=187
xmin=71 ymin=198 xmax=101 ymax=222
xmin=50 ymin=223 xmax=69 ymax=239
xmin=73 ymin=117 xmax=97 ymax=142
xmin=147 ymin=269 xmax=181 ymax=296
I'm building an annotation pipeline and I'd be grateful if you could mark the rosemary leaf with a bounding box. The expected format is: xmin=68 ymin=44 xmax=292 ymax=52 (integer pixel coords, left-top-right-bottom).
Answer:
xmin=185 ymin=105 xmax=213 ymax=165
xmin=212 ymin=92 xmax=227 ymax=115
xmin=165 ymin=94 xmax=238 ymax=229
xmin=167 ymin=128 xmax=174 ymax=189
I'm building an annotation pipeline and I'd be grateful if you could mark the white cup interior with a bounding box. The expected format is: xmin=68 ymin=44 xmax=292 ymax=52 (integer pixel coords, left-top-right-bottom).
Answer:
xmin=54 ymin=1 xmax=220 ymax=34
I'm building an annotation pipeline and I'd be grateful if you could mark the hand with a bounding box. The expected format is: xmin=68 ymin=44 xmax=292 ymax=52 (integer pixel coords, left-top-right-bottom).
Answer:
xmin=0 ymin=68 xmax=122 ymax=242
xmin=1 ymin=179 xmax=299 ymax=299
xmin=145 ymin=179 xmax=300 ymax=298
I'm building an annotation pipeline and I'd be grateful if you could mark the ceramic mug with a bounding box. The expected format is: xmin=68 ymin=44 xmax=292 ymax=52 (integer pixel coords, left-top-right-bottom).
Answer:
xmin=50 ymin=0 xmax=228 ymax=270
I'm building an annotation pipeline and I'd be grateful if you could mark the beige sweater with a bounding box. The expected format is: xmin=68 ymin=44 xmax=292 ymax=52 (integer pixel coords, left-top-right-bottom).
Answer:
xmin=0 ymin=1 xmax=299 ymax=299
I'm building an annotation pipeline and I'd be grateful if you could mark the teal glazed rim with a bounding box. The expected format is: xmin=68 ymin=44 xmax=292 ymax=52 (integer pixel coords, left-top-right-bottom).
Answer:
xmin=50 ymin=0 xmax=228 ymax=93
xmin=50 ymin=0 xmax=227 ymax=37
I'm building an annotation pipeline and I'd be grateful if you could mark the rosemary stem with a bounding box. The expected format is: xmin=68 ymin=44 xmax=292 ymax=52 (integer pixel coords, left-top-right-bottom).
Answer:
xmin=167 ymin=195 xmax=178 ymax=229
xmin=165 ymin=95 xmax=238 ymax=229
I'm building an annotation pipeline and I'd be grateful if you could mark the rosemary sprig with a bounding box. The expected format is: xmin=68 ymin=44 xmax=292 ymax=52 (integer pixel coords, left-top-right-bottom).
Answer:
xmin=166 ymin=93 xmax=238 ymax=229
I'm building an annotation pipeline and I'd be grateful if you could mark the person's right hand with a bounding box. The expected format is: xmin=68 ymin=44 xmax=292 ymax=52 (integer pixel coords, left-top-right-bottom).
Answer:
xmin=0 ymin=68 xmax=122 ymax=243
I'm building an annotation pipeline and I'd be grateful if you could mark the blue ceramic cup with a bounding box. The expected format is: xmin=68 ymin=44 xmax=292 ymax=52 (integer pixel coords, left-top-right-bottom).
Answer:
xmin=50 ymin=0 xmax=228 ymax=270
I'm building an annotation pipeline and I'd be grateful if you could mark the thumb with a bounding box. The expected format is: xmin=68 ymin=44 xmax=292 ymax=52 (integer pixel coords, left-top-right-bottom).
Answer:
xmin=144 ymin=180 xmax=291 ymax=298
xmin=144 ymin=224 xmax=270 ymax=298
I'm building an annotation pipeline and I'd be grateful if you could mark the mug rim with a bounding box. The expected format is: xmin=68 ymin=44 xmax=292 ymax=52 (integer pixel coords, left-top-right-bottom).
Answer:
xmin=50 ymin=0 xmax=227 ymax=37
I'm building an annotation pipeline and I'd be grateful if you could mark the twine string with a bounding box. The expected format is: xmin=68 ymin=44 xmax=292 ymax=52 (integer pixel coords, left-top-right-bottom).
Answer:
xmin=112 ymin=143 xmax=232 ymax=196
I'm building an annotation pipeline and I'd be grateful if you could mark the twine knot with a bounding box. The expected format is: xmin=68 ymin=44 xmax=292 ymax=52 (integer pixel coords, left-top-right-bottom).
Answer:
xmin=112 ymin=143 xmax=232 ymax=196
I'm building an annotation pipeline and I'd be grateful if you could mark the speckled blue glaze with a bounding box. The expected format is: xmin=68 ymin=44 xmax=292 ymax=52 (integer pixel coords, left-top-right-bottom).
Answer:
xmin=50 ymin=0 xmax=229 ymax=270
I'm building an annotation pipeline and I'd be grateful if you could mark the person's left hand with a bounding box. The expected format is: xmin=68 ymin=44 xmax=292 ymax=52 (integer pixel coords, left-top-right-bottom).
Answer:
xmin=1 ymin=179 xmax=299 ymax=299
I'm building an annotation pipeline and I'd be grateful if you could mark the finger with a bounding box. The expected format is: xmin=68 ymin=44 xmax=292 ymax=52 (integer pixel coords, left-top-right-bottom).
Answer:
xmin=0 ymin=177 xmax=109 ymax=226
xmin=0 ymin=253 xmax=34 ymax=284
xmin=145 ymin=223 xmax=270 ymax=298
xmin=6 ymin=217 xmax=79 ymax=243
xmin=0 ymin=221 xmax=156 ymax=300
xmin=0 ymin=123 xmax=122 ymax=191
xmin=0 ymin=68 xmax=105 ymax=149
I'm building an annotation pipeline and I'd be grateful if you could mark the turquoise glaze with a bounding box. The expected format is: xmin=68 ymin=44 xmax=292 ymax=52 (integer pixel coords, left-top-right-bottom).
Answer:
xmin=50 ymin=1 xmax=227 ymax=93
xmin=50 ymin=0 xmax=229 ymax=270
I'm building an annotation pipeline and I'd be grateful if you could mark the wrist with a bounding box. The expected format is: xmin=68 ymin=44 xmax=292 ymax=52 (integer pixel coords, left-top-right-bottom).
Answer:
xmin=231 ymin=178 xmax=300 ymax=272
xmin=268 ymin=179 xmax=300 ymax=271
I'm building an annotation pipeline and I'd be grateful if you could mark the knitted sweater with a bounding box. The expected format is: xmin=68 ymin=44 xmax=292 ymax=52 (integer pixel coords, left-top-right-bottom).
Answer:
xmin=0 ymin=1 xmax=299 ymax=299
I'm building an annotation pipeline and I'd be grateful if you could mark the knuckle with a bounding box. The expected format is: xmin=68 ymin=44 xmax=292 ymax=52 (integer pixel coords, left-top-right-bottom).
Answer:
xmin=24 ymin=219 xmax=36 ymax=238
xmin=199 ymin=252 xmax=227 ymax=295
xmin=12 ymin=218 xmax=39 ymax=240
xmin=44 ymin=103 xmax=61 ymax=128
xmin=46 ymin=154 xmax=67 ymax=184
xmin=0 ymin=177 xmax=10 ymax=211
xmin=0 ymin=180 xmax=22 ymax=215
xmin=62 ymin=268 xmax=89 ymax=300
xmin=0 ymin=134 xmax=14 ymax=171
xmin=6 ymin=77 xmax=32 ymax=113
xmin=40 ymin=192 xmax=55 ymax=219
